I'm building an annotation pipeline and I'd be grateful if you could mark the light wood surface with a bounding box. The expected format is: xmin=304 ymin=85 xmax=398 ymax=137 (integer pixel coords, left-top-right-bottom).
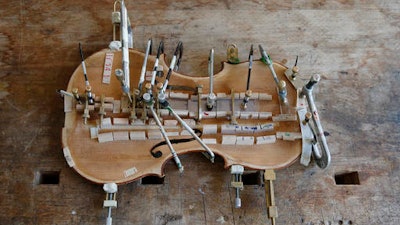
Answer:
xmin=63 ymin=49 xmax=301 ymax=184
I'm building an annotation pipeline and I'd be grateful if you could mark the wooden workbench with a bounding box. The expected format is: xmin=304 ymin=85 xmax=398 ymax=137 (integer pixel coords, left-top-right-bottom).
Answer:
xmin=0 ymin=1 xmax=399 ymax=224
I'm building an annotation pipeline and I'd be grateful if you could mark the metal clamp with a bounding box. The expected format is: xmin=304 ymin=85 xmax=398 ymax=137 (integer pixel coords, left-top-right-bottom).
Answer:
xmin=231 ymin=165 xmax=244 ymax=208
xmin=103 ymin=183 xmax=118 ymax=225
xmin=300 ymin=74 xmax=331 ymax=169
xmin=112 ymin=1 xmax=121 ymax=41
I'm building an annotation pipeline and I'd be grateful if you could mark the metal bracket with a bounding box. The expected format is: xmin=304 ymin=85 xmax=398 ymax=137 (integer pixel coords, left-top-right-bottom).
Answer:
xmin=227 ymin=44 xmax=240 ymax=64
xmin=298 ymin=108 xmax=314 ymax=166
xmin=300 ymin=74 xmax=331 ymax=169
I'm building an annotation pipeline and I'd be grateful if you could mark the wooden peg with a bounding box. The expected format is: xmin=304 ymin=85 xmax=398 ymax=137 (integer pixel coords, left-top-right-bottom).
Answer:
xmin=264 ymin=170 xmax=277 ymax=225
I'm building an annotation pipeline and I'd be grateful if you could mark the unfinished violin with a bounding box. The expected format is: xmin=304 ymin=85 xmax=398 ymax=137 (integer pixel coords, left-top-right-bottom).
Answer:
xmin=59 ymin=1 xmax=330 ymax=224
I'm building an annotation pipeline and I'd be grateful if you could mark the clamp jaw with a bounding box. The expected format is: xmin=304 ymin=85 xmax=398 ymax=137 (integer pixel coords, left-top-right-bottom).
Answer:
xmin=103 ymin=183 xmax=118 ymax=225
xmin=230 ymin=165 xmax=244 ymax=208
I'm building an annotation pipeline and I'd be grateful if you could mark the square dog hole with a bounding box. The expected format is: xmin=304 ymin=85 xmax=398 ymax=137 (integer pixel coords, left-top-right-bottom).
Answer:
xmin=242 ymin=171 xmax=263 ymax=186
xmin=335 ymin=171 xmax=360 ymax=185
xmin=34 ymin=171 xmax=60 ymax=185
xmin=141 ymin=176 xmax=165 ymax=185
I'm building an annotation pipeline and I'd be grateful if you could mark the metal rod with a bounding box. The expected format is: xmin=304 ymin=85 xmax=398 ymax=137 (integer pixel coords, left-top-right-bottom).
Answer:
xmin=235 ymin=187 xmax=241 ymax=207
xmin=150 ymin=41 xmax=164 ymax=89
xmin=161 ymin=41 xmax=183 ymax=94
xmin=166 ymin=105 xmax=215 ymax=163
xmin=246 ymin=44 xmax=253 ymax=91
xmin=138 ymin=39 xmax=152 ymax=91
xmin=79 ymin=43 xmax=90 ymax=86
xmin=242 ymin=45 xmax=254 ymax=109
xmin=301 ymin=74 xmax=331 ymax=169
xmin=79 ymin=42 xmax=94 ymax=105
xmin=206 ymin=49 xmax=216 ymax=110
xmin=126 ymin=14 xmax=133 ymax=49
xmin=106 ymin=206 xmax=112 ymax=225
xmin=259 ymin=44 xmax=280 ymax=87
xmin=149 ymin=105 xmax=184 ymax=173
xmin=112 ymin=0 xmax=121 ymax=41
xmin=209 ymin=48 xmax=214 ymax=93
xmin=120 ymin=0 xmax=131 ymax=102
xmin=107 ymin=206 xmax=112 ymax=218
xmin=235 ymin=174 xmax=241 ymax=208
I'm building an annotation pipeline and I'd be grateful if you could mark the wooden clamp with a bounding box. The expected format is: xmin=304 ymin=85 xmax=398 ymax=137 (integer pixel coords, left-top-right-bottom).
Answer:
xmin=196 ymin=85 xmax=203 ymax=122
xmin=82 ymin=98 xmax=90 ymax=124
xmin=129 ymin=89 xmax=137 ymax=123
xmin=99 ymin=94 xmax=107 ymax=123
xmin=264 ymin=170 xmax=277 ymax=225
xmin=230 ymin=89 xmax=238 ymax=125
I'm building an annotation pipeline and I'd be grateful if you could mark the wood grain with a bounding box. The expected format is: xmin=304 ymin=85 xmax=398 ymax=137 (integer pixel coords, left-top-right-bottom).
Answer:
xmin=0 ymin=0 xmax=399 ymax=224
xmin=63 ymin=48 xmax=301 ymax=183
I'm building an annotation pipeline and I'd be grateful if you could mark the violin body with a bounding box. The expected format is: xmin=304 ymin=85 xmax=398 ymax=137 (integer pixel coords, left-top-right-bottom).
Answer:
xmin=62 ymin=49 xmax=303 ymax=184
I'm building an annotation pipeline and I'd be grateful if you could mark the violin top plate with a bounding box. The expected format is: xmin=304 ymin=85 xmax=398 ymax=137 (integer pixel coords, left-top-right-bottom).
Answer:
xmin=62 ymin=49 xmax=302 ymax=184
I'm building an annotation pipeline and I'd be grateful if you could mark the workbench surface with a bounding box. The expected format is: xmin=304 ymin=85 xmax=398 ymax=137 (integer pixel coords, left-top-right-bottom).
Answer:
xmin=0 ymin=1 xmax=399 ymax=224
